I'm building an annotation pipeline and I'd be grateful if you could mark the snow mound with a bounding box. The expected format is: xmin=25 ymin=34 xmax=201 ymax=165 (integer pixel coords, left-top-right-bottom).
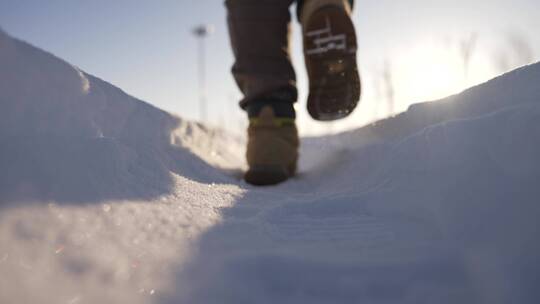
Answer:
xmin=0 ymin=29 xmax=241 ymax=204
xmin=307 ymin=62 xmax=540 ymax=149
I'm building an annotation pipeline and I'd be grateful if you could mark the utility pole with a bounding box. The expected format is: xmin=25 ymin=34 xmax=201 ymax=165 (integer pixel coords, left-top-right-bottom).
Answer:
xmin=192 ymin=24 xmax=213 ymax=122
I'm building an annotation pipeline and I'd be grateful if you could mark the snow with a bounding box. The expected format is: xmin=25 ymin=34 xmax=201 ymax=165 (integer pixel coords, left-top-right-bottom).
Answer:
xmin=1 ymin=28 xmax=539 ymax=303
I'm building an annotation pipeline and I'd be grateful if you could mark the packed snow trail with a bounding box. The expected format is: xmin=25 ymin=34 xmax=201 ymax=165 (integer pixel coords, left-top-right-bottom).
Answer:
xmin=1 ymin=29 xmax=539 ymax=304
xmin=166 ymin=102 xmax=540 ymax=304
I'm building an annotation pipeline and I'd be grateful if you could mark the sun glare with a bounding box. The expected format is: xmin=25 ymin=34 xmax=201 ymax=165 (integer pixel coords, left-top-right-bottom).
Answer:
xmin=394 ymin=44 xmax=464 ymax=107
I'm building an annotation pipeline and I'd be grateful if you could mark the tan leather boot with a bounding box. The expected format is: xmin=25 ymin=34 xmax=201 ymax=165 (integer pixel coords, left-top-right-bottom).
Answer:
xmin=245 ymin=106 xmax=299 ymax=186
xmin=301 ymin=0 xmax=361 ymax=121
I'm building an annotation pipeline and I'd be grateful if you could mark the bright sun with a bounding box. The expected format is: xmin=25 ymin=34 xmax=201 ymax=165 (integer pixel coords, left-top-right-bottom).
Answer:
xmin=394 ymin=44 xmax=465 ymax=106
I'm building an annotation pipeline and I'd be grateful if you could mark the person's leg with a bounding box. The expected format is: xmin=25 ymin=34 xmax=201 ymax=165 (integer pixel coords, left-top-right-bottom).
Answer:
xmin=225 ymin=0 xmax=299 ymax=186
xmin=226 ymin=0 xmax=297 ymax=111
xmin=296 ymin=0 xmax=354 ymax=19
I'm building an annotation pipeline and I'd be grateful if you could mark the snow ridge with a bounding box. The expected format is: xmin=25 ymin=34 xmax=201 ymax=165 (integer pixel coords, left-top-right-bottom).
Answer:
xmin=0 ymin=30 xmax=240 ymax=204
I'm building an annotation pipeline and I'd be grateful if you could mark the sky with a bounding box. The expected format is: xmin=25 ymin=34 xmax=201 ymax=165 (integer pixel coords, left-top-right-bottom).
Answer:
xmin=1 ymin=0 xmax=539 ymax=135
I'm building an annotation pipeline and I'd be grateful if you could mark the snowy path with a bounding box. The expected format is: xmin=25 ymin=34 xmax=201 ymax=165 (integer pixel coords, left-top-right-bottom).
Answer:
xmin=1 ymin=29 xmax=539 ymax=304
xmin=165 ymin=102 xmax=540 ymax=304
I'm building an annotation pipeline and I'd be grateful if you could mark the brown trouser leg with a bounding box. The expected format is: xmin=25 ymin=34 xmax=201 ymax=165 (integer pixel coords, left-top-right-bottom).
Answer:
xmin=225 ymin=0 xmax=297 ymax=109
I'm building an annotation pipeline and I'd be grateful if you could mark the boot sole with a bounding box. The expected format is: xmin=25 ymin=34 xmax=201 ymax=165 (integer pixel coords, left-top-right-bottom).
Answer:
xmin=244 ymin=166 xmax=292 ymax=186
xmin=304 ymin=6 xmax=361 ymax=121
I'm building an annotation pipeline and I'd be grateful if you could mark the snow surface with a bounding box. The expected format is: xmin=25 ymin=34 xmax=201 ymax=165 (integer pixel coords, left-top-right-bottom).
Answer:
xmin=1 ymin=28 xmax=539 ymax=304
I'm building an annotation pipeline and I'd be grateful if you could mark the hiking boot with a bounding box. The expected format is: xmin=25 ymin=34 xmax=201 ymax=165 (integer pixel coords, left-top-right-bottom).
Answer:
xmin=245 ymin=105 xmax=299 ymax=186
xmin=301 ymin=0 xmax=361 ymax=121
